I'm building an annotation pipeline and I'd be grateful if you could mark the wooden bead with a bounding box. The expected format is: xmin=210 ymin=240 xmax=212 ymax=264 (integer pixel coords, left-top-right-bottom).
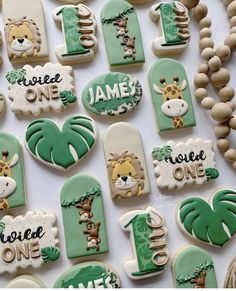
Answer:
xmin=210 ymin=68 xmax=230 ymax=88
xmin=230 ymin=15 xmax=236 ymax=27
xmin=229 ymin=115 xmax=236 ymax=129
xmin=194 ymin=73 xmax=209 ymax=88
xmin=199 ymin=17 xmax=211 ymax=29
xmin=200 ymin=28 xmax=212 ymax=39
xmin=224 ymin=148 xmax=236 ymax=163
xmin=217 ymin=139 xmax=230 ymax=152
xmin=180 ymin=0 xmax=200 ymax=10
xmin=219 ymin=86 xmax=235 ymax=102
xmin=210 ymin=102 xmax=233 ymax=122
xmin=225 ymin=33 xmax=236 ymax=50
xmin=208 ymin=56 xmax=222 ymax=71
xmin=199 ymin=38 xmax=214 ymax=51
xmin=224 ymin=0 xmax=234 ymax=6
xmin=194 ymin=4 xmax=208 ymax=21
xmin=198 ymin=63 xmax=209 ymax=74
xmin=226 ymin=101 xmax=236 ymax=111
xmin=230 ymin=26 xmax=236 ymax=34
xmin=195 ymin=88 xmax=208 ymax=100
xmin=228 ymin=1 xmax=236 ymax=17
xmin=214 ymin=124 xmax=230 ymax=138
xmin=215 ymin=45 xmax=231 ymax=61
xmin=201 ymin=48 xmax=214 ymax=61
xmin=201 ymin=97 xmax=216 ymax=110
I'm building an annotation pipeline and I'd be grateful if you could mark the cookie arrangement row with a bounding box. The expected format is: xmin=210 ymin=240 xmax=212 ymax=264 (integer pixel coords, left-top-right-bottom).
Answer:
xmin=0 ymin=0 xmax=236 ymax=288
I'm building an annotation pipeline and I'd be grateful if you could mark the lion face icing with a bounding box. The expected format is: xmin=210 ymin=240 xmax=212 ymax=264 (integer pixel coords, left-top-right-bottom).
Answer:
xmin=9 ymin=22 xmax=34 ymax=52
xmin=112 ymin=157 xmax=138 ymax=190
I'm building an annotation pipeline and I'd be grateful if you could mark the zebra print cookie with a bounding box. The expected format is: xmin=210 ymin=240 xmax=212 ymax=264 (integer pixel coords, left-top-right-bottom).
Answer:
xmin=82 ymin=72 xmax=142 ymax=117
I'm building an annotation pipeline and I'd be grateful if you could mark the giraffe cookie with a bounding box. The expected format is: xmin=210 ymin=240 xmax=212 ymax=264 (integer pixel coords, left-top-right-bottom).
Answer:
xmin=101 ymin=0 xmax=145 ymax=68
xmin=119 ymin=206 xmax=169 ymax=280
xmin=2 ymin=0 xmax=48 ymax=64
xmin=60 ymin=174 xmax=108 ymax=259
xmin=150 ymin=2 xmax=190 ymax=56
xmin=152 ymin=139 xmax=219 ymax=190
xmin=53 ymin=4 xmax=97 ymax=65
xmin=148 ymin=58 xmax=196 ymax=132
xmin=172 ymin=245 xmax=217 ymax=288
xmin=0 ymin=133 xmax=26 ymax=210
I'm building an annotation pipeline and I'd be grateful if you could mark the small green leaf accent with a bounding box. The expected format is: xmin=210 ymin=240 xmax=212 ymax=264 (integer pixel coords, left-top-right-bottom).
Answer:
xmin=41 ymin=246 xmax=60 ymax=263
xmin=6 ymin=69 xmax=26 ymax=84
xmin=59 ymin=90 xmax=77 ymax=106
xmin=101 ymin=7 xmax=135 ymax=25
xmin=205 ymin=168 xmax=219 ymax=181
xmin=0 ymin=222 xmax=5 ymax=234
xmin=152 ymin=145 xmax=172 ymax=161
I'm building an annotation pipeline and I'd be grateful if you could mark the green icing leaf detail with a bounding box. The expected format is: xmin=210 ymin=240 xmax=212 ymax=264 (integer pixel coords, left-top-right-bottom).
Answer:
xmin=176 ymin=261 xmax=214 ymax=285
xmin=101 ymin=7 xmax=135 ymax=25
xmin=25 ymin=115 xmax=96 ymax=169
xmin=0 ymin=222 xmax=5 ymax=234
xmin=60 ymin=90 xmax=77 ymax=106
xmin=179 ymin=189 xmax=236 ymax=246
xmin=6 ymin=69 xmax=26 ymax=84
xmin=61 ymin=186 xmax=102 ymax=208
xmin=205 ymin=168 xmax=219 ymax=181
xmin=41 ymin=246 xmax=60 ymax=263
xmin=152 ymin=145 xmax=172 ymax=161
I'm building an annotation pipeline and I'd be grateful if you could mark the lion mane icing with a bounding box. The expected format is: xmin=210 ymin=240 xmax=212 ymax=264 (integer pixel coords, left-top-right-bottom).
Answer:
xmin=108 ymin=151 xmax=145 ymax=199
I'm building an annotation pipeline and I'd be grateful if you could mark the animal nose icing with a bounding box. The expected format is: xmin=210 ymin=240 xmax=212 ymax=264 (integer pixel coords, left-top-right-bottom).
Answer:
xmin=121 ymin=176 xmax=128 ymax=182
xmin=17 ymin=39 xmax=24 ymax=44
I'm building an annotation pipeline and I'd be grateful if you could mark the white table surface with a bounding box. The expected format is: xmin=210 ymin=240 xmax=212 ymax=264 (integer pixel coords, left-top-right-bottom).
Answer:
xmin=0 ymin=0 xmax=235 ymax=288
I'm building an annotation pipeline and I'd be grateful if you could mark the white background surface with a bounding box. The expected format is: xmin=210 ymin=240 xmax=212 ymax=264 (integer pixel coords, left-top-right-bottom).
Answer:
xmin=0 ymin=0 xmax=236 ymax=288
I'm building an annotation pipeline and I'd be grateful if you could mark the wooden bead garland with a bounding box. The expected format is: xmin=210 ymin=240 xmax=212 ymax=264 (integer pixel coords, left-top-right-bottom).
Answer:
xmin=181 ymin=0 xmax=236 ymax=169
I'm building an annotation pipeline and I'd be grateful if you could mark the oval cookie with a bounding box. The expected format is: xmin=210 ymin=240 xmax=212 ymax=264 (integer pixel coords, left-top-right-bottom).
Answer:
xmin=25 ymin=115 xmax=97 ymax=170
xmin=82 ymin=72 xmax=142 ymax=116
xmin=53 ymin=261 xmax=121 ymax=288
xmin=5 ymin=275 xmax=46 ymax=288
xmin=172 ymin=245 xmax=217 ymax=288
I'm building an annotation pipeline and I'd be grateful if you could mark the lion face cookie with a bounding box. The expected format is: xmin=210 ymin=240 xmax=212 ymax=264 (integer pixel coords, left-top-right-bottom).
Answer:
xmin=103 ymin=122 xmax=150 ymax=199
xmin=2 ymin=0 xmax=48 ymax=64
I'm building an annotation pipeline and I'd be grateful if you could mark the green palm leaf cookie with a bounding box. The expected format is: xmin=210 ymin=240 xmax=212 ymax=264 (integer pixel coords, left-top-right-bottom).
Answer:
xmin=41 ymin=246 xmax=60 ymax=263
xmin=59 ymin=90 xmax=77 ymax=106
xmin=25 ymin=115 xmax=97 ymax=170
xmin=178 ymin=189 xmax=236 ymax=247
xmin=6 ymin=69 xmax=27 ymax=84
xmin=152 ymin=145 xmax=172 ymax=161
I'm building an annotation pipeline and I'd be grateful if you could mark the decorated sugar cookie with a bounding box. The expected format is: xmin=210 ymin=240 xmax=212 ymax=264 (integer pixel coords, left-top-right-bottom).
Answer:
xmin=0 ymin=211 xmax=60 ymax=274
xmin=119 ymin=206 xmax=169 ymax=280
xmin=150 ymin=2 xmax=190 ymax=56
xmin=0 ymin=133 xmax=26 ymax=210
xmin=54 ymin=0 xmax=84 ymax=3
xmin=172 ymin=245 xmax=217 ymax=288
xmin=152 ymin=139 xmax=219 ymax=190
xmin=61 ymin=174 xmax=108 ymax=259
xmin=25 ymin=115 xmax=97 ymax=170
xmin=178 ymin=189 xmax=236 ymax=247
xmin=149 ymin=59 xmax=195 ymax=132
xmin=53 ymin=261 xmax=121 ymax=288
xmin=0 ymin=93 xmax=6 ymax=118
xmin=103 ymin=122 xmax=150 ymax=199
xmin=82 ymin=72 xmax=142 ymax=116
xmin=6 ymin=275 xmax=46 ymax=288
xmin=2 ymin=0 xmax=48 ymax=64
xmin=224 ymin=258 xmax=236 ymax=288
xmin=101 ymin=0 xmax=145 ymax=68
xmin=6 ymin=63 xmax=77 ymax=116
xmin=53 ymin=4 xmax=97 ymax=65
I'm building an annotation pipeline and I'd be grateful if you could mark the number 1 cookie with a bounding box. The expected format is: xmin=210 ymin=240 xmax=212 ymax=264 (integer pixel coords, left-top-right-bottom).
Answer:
xmin=103 ymin=122 xmax=150 ymax=199
xmin=101 ymin=0 xmax=145 ymax=68
xmin=119 ymin=206 xmax=169 ymax=280
xmin=2 ymin=0 xmax=48 ymax=64
xmin=53 ymin=4 xmax=97 ymax=65
xmin=150 ymin=1 xmax=190 ymax=56
xmin=60 ymin=174 xmax=108 ymax=259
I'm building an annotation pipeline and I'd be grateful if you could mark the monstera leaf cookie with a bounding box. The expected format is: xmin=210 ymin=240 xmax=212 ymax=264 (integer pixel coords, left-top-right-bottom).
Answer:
xmin=178 ymin=189 xmax=236 ymax=247
xmin=25 ymin=115 xmax=97 ymax=170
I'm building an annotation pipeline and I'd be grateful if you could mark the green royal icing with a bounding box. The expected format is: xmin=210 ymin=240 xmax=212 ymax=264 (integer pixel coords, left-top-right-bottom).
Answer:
xmin=82 ymin=72 xmax=142 ymax=116
xmin=5 ymin=69 xmax=26 ymax=85
xmin=57 ymin=7 xmax=89 ymax=56
xmin=179 ymin=189 xmax=236 ymax=246
xmin=148 ymin=58 xmax=196 ymax=132
xmin=53 ymin=262 xmax=120 ymax=288
xmin=25 ymin=115 xmax=96 ymax=170
xmin=159 ymin=3 xmax=186 ymax=46
xmin=173 ymin=246 xmax=217 ymax=288
xmin=60 ymin=175 xmax=108 ymax=259
xmin=41 ymin=246 xmax=60 ymax=263
xmin=152 ymin=145 xmax=172 ymax=161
